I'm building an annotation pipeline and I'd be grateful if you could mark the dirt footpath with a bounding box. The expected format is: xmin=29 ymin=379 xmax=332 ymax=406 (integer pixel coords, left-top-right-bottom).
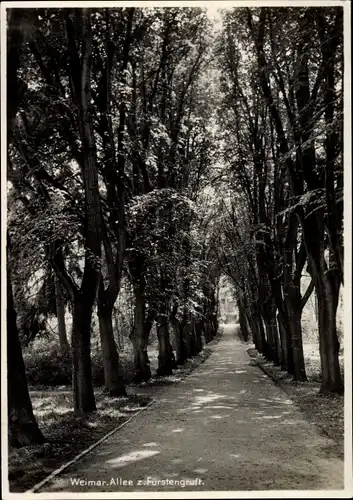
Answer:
xmin=37 ymin=324 xmax=344 ymax=493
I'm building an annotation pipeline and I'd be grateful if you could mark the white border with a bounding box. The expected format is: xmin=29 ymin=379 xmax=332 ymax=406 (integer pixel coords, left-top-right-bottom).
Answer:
xmin=0 ymin=0 xmax=349 ymax=8
xmin=1 ymin=1 xmax=352 ymax=499
xmin=343 ymin=0 xmax=352 ymax=495
xmin=1 ymin=2 xmax=9 ymax=499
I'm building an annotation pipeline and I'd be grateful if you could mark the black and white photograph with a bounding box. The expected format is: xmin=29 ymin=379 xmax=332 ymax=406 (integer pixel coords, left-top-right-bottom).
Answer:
xmin=1 ymin=1 xmax=352 ymax=497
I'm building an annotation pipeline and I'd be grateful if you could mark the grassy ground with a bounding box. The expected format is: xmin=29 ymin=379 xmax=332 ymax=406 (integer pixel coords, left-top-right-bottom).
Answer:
xmin=8 ymin=392 xmax=152 ymax=493
xmin=247 ymin=344 xmax=344 ymax=460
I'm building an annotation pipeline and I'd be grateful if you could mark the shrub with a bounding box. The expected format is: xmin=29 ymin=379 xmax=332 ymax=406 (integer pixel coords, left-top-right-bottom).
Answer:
xmin=23 ymin=337 xmax=72 ymax=386
xmin=23 ymin=335 xmax=137 ymax=387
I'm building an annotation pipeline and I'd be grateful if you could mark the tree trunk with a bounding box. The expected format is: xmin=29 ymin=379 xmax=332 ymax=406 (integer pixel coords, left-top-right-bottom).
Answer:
xmin=285 ymin=279 xmax=307 ymax=381
xmin=71 ymin=298 xmax=96 ymax=414
xmin=7 ymin=264 xmax=45 ymax=447
xmin=265 ymin=301 xmax=280 ymax=366
xmin=131 ymin=283 xmax=151 ymax=382
xmin=259 ymin=316 xmax=268 ymax=356
xmin=62 ymin=10 xmax=101 ymax=414
xmin=171 ymin=316 xmax=186 ymax=365
xmin=262 ymin=314 xmax=273 ymax=359
xmin=287 ymin=272 xmax=307 ymax=381
xmin=237 ymin=299 xmax=250 ymax=342
xmin=248 ymin=313 xmax=261 ymax=353
xmin=176 ymin=324 xmax=186 ymax=364
xmin=282 ymin=302 xmax=296 ymax=377
xmin=301 ymin=212 xmax=342 ymax=393
xmin=263 ymin=319 xmax=274 ymax=362
xmin=156 ymin=313 xmax=175 ymax=376
xmin=257 ymin=311 xmax=269 ymax=359
xmin=184 ymin=315 xmax=197 ymax=358
xmin=314 ymin=291 xmax=319 ymax=322
xmin=211 ymin=312 xmax=218 ymax=338
xmin=114 ymin=309 xmax=123 ymax=351
xmin=316 ymin=270 xmax=343 ymax=394
xmin=282 ymin=215 xmax=305 ymax=377
xmin=290 ymin=310 xmax=307 ymax=382
xmin=277 ymin=312 xmax=289 ymax=371
xmin=203 ymin=319 xmax=213 ymax=344
xmin=97 ymin=303 xmax=126 ymax=397
xmin=194 ymin=321 xmax=203 ymax=353
xmin=55 ymin=276 xmax=69 ymax=353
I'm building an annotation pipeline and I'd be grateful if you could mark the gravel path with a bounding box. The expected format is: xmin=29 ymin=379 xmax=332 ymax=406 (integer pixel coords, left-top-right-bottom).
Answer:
xmin=39 ymin=324 xmax=344 ymax=493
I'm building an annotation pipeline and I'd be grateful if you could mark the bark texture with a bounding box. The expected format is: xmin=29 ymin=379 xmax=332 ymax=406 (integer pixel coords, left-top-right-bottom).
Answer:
xmin=7 ymin=263 xmax=45 ymax=447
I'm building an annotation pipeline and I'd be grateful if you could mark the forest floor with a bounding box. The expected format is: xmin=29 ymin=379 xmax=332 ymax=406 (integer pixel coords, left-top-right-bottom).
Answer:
xmin=24 ymin=324 xmax=344 ymax=494
xmin=8 ymin=337 xmax=217 ymax=493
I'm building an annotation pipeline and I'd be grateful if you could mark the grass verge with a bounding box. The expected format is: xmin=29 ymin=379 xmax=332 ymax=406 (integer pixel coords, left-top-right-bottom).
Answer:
xmin=247 ymin=347 xmax=344 ymax=460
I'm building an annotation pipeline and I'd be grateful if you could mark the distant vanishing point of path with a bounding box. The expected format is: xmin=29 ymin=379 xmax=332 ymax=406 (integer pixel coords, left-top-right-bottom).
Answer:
xmin=39 ymin=324 xmax=344 ymax=493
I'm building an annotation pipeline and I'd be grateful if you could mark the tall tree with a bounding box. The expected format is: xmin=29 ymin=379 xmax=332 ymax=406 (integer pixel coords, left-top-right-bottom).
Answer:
xmin=7 ymin=9 xmax=46 ymax=447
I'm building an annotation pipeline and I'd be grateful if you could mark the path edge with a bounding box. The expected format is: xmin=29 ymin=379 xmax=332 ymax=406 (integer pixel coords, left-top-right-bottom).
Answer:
xmin=246 ymin=347 xmax=285 ymax=386
xmin=246 ymin=347 xmax=345 ymax=448
xmin=26 ymin=398 xmax=156 ymax=494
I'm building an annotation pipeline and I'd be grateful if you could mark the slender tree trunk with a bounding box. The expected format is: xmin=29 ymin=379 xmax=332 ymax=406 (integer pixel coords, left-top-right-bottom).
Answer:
xmin=282 ymin=215 xmax=303 ymax=377
xmin=97 ymin=302 xmax=126 ymax=397
xmin=264 ymin=307 xmax=280 ymax=366
xmin=316 ymin=267 xmax=342 ymax=394
xmin=62 ymin=10 xmax=101 ymax=414
xmin=55 ymin=277 xmax=69 ymax=353
xmin=269 ymin=299 xmax=280 ymax=365
xmin=289 ymin=271 xmax=307 ymax=381
xmin=170 ymin=313 xmax=186 ymax=365
xmin=183 ymin=322 xmax=192 ymax=356
xmin=282 ymin=302 xmax=295 ymax=375
xmin=114 ymin=309 xmax=123 ymax=351
xmin=210 ymin=289 xmax=219 ymax=337
xmin=255 ymin=307 xmax=270 ymax=359
xmin=194 ymin=321 xmax=203 ymax=353
xmin=301 ymin=212 xmax=342 ymax=393
xmin=248 ymin=313 xmax=259 ymax=351
xmin=257 ymin=313 xmax=267 ymax=356
xmin=7 ymin=264 xmax=46 ymax=447
xmin=285 ymin=282 xmax=307 ymax=381
xmin=71 ymin=298 xmax=96 ymax=413
xmin=290 ymin=311 xmax=307 ymax=381
xmin=237 ymin=299 xmax=250 ymax=342
xmin=282 ymin=295 xmax=297 ymax=377
xmin=156 ymin=312 xmax=175 ymax=376
xmin=263 ymin=319 xmax=274 ymax=362
xmin=184 ymin=314 xmax=197 ymax=357
xmin=203 ymin=316 xmax=213 ymax=344
xmin=248 ymin=311 xmax=265 ymax=355
xmin=314 ymin=291 xmax=319 ymax=322
xmin=267 ymin=273 xmax=290 ymax=370
xmin=130 ymin=283 xmax=151 ymax=382
xmin=175 ymin=323 xmax=186 ymax=364
xmin=277 ymin=311 xmax=289 ymax=371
